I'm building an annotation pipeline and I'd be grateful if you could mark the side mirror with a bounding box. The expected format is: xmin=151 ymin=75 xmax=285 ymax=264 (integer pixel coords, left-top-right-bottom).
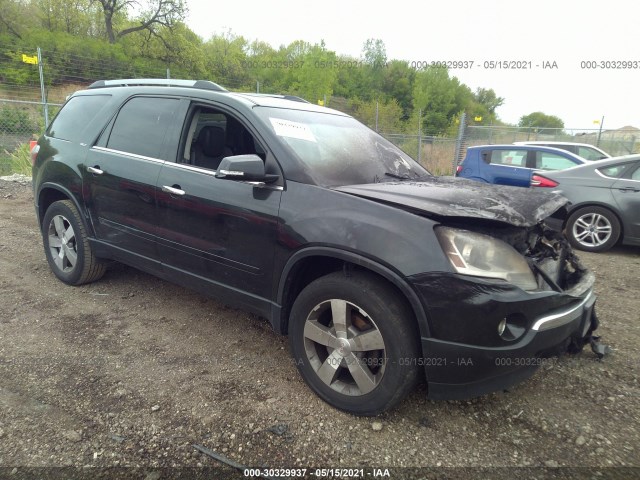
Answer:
xmin=215 ymin=154 xmax=278 ymax=183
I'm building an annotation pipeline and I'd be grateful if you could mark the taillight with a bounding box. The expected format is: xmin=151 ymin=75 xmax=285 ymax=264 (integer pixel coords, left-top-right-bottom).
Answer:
xmin=30 ymin=144 xmax=40 ymax=166
xmin=455 ymin=165 xmax=462 ymax=175
xmin=531 ymin=174 xmax=558 ymax=188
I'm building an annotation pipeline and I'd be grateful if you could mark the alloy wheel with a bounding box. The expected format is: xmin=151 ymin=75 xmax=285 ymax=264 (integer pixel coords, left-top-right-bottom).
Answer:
xmin=47 ymin=214 xmax=77 ymax=273
xmin=303 ymin=299 xmax=386 ymax=396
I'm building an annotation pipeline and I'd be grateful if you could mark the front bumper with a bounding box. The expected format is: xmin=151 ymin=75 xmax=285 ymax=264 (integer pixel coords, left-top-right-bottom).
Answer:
xmin=410 ymin=271 xmax=597 ymax=400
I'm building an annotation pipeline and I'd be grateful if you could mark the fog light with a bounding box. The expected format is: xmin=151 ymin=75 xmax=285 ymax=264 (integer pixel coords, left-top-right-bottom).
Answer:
xmin=497 ymin=318 xmax=507 ymax=336
xmin=499 ymin=313 xmax=527 ymax=341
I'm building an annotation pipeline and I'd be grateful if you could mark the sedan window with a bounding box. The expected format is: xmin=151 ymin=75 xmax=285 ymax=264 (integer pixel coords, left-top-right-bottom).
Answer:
xmin=534 ymin=152 xmax=577 ymax=170
xmin=488 ymin=150 xmax=527 ymax=166
xmin=598 ymin=165 xmax=627 ymax=178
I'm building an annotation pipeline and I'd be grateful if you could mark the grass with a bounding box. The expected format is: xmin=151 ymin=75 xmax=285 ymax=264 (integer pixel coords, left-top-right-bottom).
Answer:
xmin=0 ymin=143 xmax=32 ymax=176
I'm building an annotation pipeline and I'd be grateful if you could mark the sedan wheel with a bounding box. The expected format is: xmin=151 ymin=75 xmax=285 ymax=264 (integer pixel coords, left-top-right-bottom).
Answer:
xmin=567 ymin=206 xmax=621 ymax=252
xmin=289 ymin=271 xmax=420 ymax=415
xmin=42 ymin=200 xmax=106 ymax=285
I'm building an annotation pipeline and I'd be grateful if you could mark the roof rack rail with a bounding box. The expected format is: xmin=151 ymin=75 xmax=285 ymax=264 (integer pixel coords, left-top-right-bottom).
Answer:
xmin=281 ymin=95 xmax=311 ymax=104
xmin=241 ymin=93 xmax=311 ymax=104
xmin=88 ymin=79 xmax=227 ymax=92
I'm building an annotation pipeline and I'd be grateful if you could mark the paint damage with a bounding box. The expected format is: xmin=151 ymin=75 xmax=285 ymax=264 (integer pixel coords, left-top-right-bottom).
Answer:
xmin=335 ymin=176 xmax=569 ymax=227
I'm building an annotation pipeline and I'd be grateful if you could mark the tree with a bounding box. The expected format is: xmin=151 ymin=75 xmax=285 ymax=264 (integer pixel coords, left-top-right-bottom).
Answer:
xmin=0 ymin=0 xmax=38 ymax=38
xmin=245 ymin=40 xmax=291 ymax=93
xmin=91 ymin=0 xmax=186 ymax=44
xmin=413 ymin=67 xmax=468 ymax=135
xmin=127 ymin=22 xmax=206 ymax=78
xmin=291 ymin=41 xmax=337 ymax=104
xmin=35 ymin=0 xmax=100 ymax=36
xmin=362 ymin=38 xmax=386 ymax=67
xmin=361 ymin=38 xmax=387 ymax=93
xmin=202 ymin=30 xmax=248 ymax=87
xmin=352 ymin=98 xmax=404 ymax=133
xmin=382 ymin=60 xmax=415 ymax=120
xmin=473 ymin=87 xmax=504 ymax=115
xmin=518 ymin=111 xmax=564 ymax=130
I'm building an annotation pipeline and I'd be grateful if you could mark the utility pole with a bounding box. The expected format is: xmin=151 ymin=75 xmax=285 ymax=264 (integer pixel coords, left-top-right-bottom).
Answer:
xmin=596 ymin=116 xmax=604 ymax=147
xmin=417 ymin=109 xmax=422 ymax=164
xmin=37 ymin=47 xmax=49 ymax=129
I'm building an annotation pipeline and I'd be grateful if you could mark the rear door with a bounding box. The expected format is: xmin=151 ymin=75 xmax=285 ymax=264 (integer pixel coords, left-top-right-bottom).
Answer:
xmin=84 ymin=95 xmax=185 ymax=269
xmin=482 ymin=149 xmax=532 ymax=187
xmin=610 ymin=161 xmax=640 ymax=241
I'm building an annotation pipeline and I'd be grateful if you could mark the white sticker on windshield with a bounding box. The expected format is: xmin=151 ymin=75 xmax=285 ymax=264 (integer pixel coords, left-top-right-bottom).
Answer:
xmin=269 ymin=118 xmax=317 ymax=142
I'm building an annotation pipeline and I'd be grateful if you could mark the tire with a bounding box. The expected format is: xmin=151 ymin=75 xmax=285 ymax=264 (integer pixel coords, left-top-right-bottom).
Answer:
xmin=42 ymin=200 xmax=106 ymax=285
xmin=289 ymin=271 xmax=420 ymax=416
xmin=566 ymin=206 xmax=621 ymax=252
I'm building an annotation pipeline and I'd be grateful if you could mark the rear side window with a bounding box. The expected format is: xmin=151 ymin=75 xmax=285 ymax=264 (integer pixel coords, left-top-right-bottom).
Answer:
xmin=598 ymin=164 xmax=626 ymax=178
xmin=106 ymin=97 xmax=178 ymax=160
xmin=534 ymin=152 xmax=577 ymax=170
xmin=47 ymin=95 xmax=111 ymax=142
xmin=577 ymin=146 xmax=607 ymax=161
xmin=488 ymin=150 xmax=527 ymax=166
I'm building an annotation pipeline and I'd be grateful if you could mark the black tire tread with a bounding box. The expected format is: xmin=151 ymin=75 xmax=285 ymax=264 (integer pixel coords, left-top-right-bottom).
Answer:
xmin=43 ymin=200 xmax=106 ymax=285
xmin=289 ymin=270 xmax=420 ymax=416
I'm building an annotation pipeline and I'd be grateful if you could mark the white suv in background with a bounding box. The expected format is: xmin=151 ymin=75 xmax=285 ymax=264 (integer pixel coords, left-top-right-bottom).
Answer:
xmin=513 ymin=141 xmax=610 ymax=161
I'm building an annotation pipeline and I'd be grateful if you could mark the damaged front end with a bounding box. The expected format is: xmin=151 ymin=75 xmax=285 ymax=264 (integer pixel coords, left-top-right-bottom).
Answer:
xmin=336 ymin=177 xmax=606 ymax=400
xmin=412 ymin=215 xmax=602 ymax=400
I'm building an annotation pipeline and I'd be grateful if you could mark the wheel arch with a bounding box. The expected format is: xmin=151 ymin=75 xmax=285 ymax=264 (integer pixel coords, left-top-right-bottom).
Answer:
xmin=273 ymin=247 xmax=430 ymax=339
xmin=37 ymin=183 xmax=93 ymax=235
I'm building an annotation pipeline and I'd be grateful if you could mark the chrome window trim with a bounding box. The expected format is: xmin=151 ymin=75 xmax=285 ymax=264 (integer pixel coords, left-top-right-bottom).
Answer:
xmin=91 ymin=146 xmax=165 ymax=164
xmin=595 ymin=165 xmax=640 ymax=182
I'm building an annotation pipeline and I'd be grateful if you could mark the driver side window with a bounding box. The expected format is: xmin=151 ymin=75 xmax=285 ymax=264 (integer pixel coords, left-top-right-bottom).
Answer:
xmin=182 ymin=107 xmax=265 ymax=171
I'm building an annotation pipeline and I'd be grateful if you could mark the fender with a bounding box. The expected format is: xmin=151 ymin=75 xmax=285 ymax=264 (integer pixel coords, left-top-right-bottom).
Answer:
xmin=36 ymin=182 xmax=96 ymax=237
xmin=273 ymin=246 xmax=431 ymax=338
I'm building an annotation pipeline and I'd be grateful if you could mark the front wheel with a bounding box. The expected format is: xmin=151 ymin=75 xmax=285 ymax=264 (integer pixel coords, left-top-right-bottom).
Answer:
xmin=289 ymin=271 xmax=420 ymax=416
xmin=566 ymin=206 xmax=621 ymax=252
xmin=42 ymin=200 xmax=106 ymax=285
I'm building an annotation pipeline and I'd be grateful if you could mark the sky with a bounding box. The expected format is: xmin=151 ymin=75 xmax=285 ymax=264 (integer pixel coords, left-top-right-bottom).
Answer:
xmin=186 ymin=0 xmax=640 ymax=130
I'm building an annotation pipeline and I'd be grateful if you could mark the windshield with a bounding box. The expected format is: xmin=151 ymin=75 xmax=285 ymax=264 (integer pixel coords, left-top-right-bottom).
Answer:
xmin=255 ymin=107 xmax=430 ymax=186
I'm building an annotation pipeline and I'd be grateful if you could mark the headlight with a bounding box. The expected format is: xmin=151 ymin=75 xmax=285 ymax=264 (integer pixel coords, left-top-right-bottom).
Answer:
xmin=435 ymin=227 xmax=538 ymax=291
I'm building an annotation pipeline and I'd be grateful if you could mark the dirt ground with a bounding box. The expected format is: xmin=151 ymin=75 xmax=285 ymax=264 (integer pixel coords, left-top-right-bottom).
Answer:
xmin=0 ymin=177 xmax=638 ymax=479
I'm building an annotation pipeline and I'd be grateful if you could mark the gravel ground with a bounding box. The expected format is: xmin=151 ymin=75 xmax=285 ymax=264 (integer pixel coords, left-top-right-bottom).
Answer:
xmin=0 ymin=178 xmax=638 ymax=479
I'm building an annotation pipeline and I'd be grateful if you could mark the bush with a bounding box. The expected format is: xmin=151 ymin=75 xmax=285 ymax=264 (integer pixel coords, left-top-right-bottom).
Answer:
xmin=0 ymin=105 xmax=40 ymax=135
xmin=0 ymin=143 xmax=32 ymax=176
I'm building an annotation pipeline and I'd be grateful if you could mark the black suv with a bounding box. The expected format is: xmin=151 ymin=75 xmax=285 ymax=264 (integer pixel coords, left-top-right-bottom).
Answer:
xmin=32 ymin=79 xmax=598 ymax=415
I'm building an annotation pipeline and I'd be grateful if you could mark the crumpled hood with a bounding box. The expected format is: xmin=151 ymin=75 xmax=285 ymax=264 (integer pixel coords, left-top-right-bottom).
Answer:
xmin=334 ymin=176 xmax=568 ymax=227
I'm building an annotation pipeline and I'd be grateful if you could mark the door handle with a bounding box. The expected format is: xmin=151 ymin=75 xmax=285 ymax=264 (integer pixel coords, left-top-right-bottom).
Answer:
xmin=162 ymin=185 xmax=186 ymax=196
xmin=87 ymin=166 xmax=103 ymax=175
xmin=618 ymin=187 xmax=640 ymax=192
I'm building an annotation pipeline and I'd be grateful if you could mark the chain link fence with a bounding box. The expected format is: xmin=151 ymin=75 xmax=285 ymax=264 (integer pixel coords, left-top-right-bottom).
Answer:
xmin=2 ymin=44 xmax=638 ymax=177
xmin=0 ymin=99 xmax=62 ymax=175
xmin=464 ymin=125 xmax=638 ymax=157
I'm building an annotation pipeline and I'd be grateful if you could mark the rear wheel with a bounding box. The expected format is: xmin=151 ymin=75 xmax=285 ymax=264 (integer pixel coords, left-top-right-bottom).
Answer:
xmin=42 ymin=200 xmax=106 ymax=285
xmin=289 ymin=271 xmax=420 ymax=416
xmin=566 ymin=206 xmax=620 ymax=252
